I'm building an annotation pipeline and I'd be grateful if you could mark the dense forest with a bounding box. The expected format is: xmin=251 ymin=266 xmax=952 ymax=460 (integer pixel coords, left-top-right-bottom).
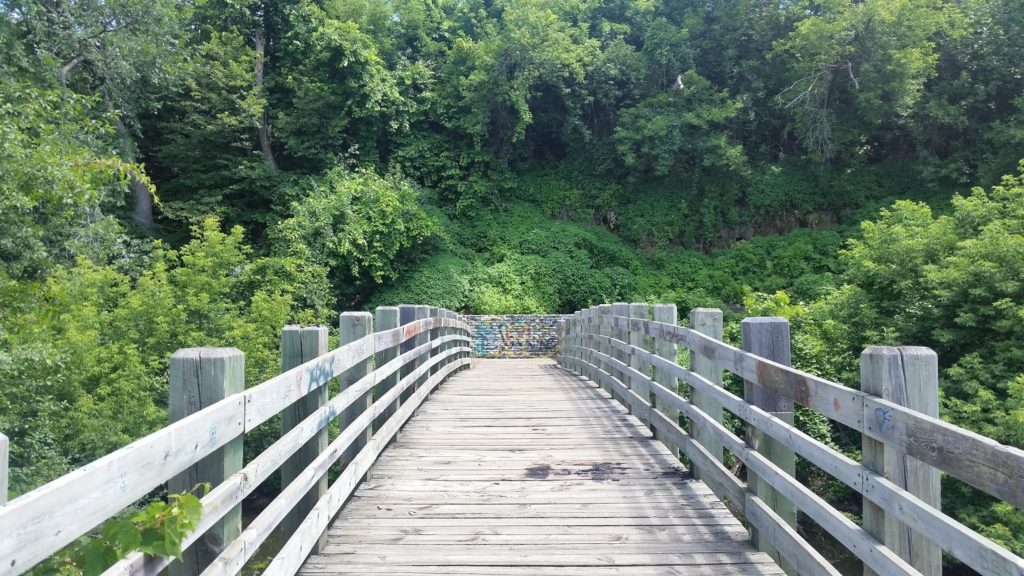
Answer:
xmin=2 ymin=0 xmax=1024 ymax=570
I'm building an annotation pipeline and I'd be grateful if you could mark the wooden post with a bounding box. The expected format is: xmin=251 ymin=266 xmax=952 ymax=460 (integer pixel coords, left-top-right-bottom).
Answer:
xmin=651 ymin=304 xmax=678 ymax=454
xmin=585 ymin=307 xmax=599 ymax=383
xmin=0 ymin=433 xmax=8 ymax=505
xmin=598 ymin=304 xmax=614 ymax=396
xmin=414 ymin=305 xmax=430 ymax=386
xmin=742 ymin=317 xmax=797 ymax=572
xmin=279 ymin=325 xmax=329 ymax=548
xmin=571 ymin=311 xmax=582 ymax=374
xmin=398 ymin=305 xmax=417 ymax=404
xmin=610 ymin=302 xmax=629 ymax=365
xmin=861 ymin=347 xmax=941 ymax=576
xmin=629 ymin=303 xmax=651 ymax=423
xmin=168 ymin=348 xmax=244 ymax=576
xmin=375 ymin=306 xmax=401 ymax=433
xmin=429 ymin=307 xmax=441 ymax=377
xmin=689 ymin=308 xmax=724 ymax=467
xmin=339 ymin=313 xmax=373 ymax=472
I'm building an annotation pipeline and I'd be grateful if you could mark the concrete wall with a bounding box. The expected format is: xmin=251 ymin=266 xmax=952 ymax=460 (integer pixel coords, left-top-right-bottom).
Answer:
xmin=464 ymin=315 xmax=571 ymax=358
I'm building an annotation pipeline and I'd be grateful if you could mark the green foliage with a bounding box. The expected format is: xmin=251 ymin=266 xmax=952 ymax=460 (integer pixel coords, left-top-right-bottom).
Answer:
xmin=0 ymin=80 xmax=139 ymax=279
xmin=274 ymin=168 xmax=441 ymax=305
xmin=30 ymin=486 xmax=207 ymax=576
xmin=0 ymin=218 xmax=326 ymax=492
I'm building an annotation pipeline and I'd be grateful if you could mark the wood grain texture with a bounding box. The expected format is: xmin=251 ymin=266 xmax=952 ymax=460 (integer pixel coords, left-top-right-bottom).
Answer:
xmin=0 ymin=433 xmax=7 ymax=506
xmin=168 ymin=348 xmax=245 ymax=576
xmin=741 ymin=317 xmax=797 ymax=571
xmin=280 ymin=326 xmax=329 ymax=552
xmin=860 ymin=346 xmax=941 ymax=576
xmin=339 ymin=313 xmax=374 ymax=471
xmin=297 ymin=359 xmax=777 ymax=576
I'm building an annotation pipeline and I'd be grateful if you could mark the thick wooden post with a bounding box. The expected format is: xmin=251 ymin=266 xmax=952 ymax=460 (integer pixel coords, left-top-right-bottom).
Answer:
xmin=375 ymin=306 xmax=400 ymax=432
xmin=629 ymin=303 xmax=651 ymax=423
xmin=571 ymin=311 xmax=582 ymax=374
xmin=429 ymin=307 xmax=441 ymax=377
xmin=598 ymin=304 xmax=616 ymax=398
xmin=689 ymin=308 xmax=724 ymax=467
xmin=742 ymin=317 xmax=797 ymax=571
xmin=0 ymin=433 xmax=8 ymax=505
xmin=279 ymin=325 xmax=329 ymax=547
xmin=651 ymin=304 xmax=678 ymax=454
xmin=414 ymin=305 xmax=430 ymax=385
xmin=339 ymin=313 xmax=373 ymax=471
xmin=611 ymin=302 xmax=630 ymax=406
xmin=398 ymin=305 xmax=417 ymax=404
xmin=169 ymin=348 xmax=244 ymax=576
xmin=861 ymin=347 xmax=941 ymax=576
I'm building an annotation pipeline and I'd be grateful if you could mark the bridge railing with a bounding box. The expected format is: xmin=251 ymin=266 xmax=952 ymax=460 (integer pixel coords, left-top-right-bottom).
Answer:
xmin=0 ymin=305 xmax=471 ymax=576
xmin=557 ymin=303 xmax=1024 ymax=576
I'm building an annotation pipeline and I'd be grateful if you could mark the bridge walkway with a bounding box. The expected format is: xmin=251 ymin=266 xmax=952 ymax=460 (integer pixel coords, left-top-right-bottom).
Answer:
xmin=299 ymin=358 xmax=781 ymax=575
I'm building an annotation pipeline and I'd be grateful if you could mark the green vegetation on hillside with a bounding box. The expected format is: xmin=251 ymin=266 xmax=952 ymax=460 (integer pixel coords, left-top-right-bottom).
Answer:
xmin=2 ymin=0 xmax=1024 ymax=569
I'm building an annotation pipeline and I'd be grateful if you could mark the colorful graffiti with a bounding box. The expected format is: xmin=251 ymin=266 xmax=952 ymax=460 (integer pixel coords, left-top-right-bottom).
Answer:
xmin=464 ymin=315 xmax=571 ymax=358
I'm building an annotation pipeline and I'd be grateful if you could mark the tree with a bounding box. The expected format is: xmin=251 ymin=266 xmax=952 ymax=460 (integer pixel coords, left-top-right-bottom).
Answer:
xmin=4 ymin=0 xmax=188 ymax=227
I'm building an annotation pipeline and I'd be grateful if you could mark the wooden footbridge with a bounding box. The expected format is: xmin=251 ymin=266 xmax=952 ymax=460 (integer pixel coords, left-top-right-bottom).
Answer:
xmin=3 ymin=304 xmax=1024 ymax=576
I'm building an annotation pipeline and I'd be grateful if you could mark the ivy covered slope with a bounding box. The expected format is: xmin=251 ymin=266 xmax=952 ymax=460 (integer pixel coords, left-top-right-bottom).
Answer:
xmin=2 ymin=0 xmax=1024 ymax=570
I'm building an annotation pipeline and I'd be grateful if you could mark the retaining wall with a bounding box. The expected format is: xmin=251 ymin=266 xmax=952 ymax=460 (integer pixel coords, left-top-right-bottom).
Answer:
xmin=464 ymin=315 xmax=572 ymax=358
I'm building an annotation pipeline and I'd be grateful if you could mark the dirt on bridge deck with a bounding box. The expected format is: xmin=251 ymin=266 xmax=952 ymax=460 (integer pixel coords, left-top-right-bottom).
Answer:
xmin=299 ymin=358 xmax=781 ymax=576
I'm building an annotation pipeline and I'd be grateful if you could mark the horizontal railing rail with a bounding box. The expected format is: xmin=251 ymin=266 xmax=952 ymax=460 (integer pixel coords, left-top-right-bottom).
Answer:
xmin=0 ymin=305 xmax=471 ymax=576
xmin=557 ymin=304 xmax=1024 ymax=576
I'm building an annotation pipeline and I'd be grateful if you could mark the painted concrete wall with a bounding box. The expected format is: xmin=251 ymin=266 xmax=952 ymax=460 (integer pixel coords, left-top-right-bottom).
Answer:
xmin=465 ymin=315 xmax=572 ymax=358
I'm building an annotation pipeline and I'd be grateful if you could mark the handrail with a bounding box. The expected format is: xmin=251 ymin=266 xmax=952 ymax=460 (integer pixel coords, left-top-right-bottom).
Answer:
xmin=557 ymin=305 xmax=1024 ymax=576
xmin=0 ymin=306 xmax=472 ymax=576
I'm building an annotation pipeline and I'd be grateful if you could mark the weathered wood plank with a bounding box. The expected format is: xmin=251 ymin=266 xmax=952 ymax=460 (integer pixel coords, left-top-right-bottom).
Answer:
xmin=294 ymin=359 xmax=775 ymax=576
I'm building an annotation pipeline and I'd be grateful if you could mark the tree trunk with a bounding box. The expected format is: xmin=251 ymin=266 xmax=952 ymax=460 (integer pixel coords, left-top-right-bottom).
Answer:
xmin=253 ymin=26 xmax=278 ymax=172
xmin=112 ymin=115 xmax=155 ymax=229
xmin=132 ymin=176 xmax=154 ymax=228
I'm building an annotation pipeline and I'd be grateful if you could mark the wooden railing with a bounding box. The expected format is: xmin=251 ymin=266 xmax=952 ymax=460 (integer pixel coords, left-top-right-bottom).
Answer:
xmin=0 ymin=305 xmax=472 ymax=576
xmin=556 ymin=303 xmax=1024 ymax=576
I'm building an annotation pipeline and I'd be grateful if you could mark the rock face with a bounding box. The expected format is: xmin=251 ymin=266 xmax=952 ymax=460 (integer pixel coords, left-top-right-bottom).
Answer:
xmin=464 ymin=315 xmax=572 ymax=358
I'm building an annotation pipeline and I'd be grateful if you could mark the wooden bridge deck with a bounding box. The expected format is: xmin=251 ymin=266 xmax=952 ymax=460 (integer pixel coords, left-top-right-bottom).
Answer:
xmin=299 ymin=358 xmax=781 ymax=575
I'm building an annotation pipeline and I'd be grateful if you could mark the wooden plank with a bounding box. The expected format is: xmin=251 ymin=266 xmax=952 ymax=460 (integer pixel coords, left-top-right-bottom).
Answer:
xmin=607 ymin=315 xmax=864 ymax=430
xmin=291 ymin=358 xmax=775 ymax=576
xmin=201 ymin=347 xmax=470 ymax=575
xmin=263 ymin=358 xmax=472 ymax=576
xmin=104 ymin=338 xmax=470 ymax=576
xmin=280 ymin=326 xmax=329 ymax=553
xmin=745 ymin=494 xmax=840 ymax=576
xmin=299 ymin=566 xmax=784 ymax=575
